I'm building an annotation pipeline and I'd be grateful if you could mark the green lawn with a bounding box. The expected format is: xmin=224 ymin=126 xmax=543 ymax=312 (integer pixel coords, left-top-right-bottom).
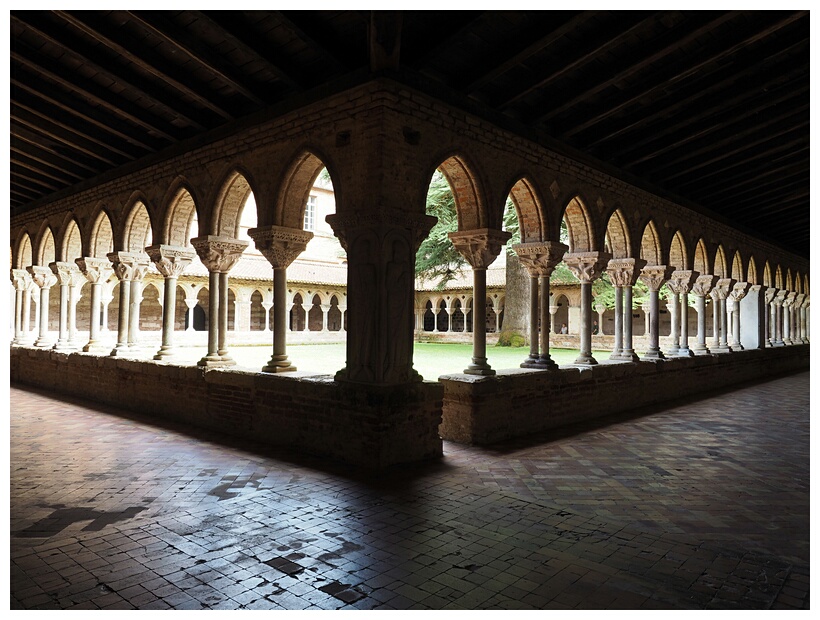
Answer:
xmin=168 ymin=341 xmax=607 ymax=380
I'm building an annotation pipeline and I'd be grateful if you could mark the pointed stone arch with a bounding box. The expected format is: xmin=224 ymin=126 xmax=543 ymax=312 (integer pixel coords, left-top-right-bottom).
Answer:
xmin=505 ymin=176 xmax=547 ymax=243
xmin=785 ymin=269 xmax=793 ymax=291
xmin=274 ymin=149 xmax=335 ymax=229
xmin=639 ymin=220 xmax=662 ymax=265
xmin=60 ymin=218 xmax=83 ymax=262
xmin=562 ymin=195 xmax=595 ymax=253
xmin=763 ymin=261 xmax=773 ymax=287
xmin=164 ymin=182 xmax=200 ymax=247
xmin=775 ymin=265 xmax=783 ymax=289
xmin=122 ymin=200 xmax=153 ymax=252
xmin=693 ymin=239 xmax=710 ymax=275
xmin=730 ymin=251 xmax=744 ymax=282
xmin=435 ymin=154 xmax=488 ymax=231
xmin=35 ymin=224 xmax=56 ymax=266
xmin=89 ymin=209 xmax=115 ymax=258
xmin=211 ymin=170 xmax=256 ymax=237
xmin=604 ymin=208 xmax=631 ymax=258
xmin=794 ymin=271 xmax=803 ymax=294
xmin=747 ymin=256 xmax=759 ymax=285
xmin=668 ymin=230 xmax=688 ymax=270
xmin=714 ymin=246 xmax=729 ymax=278
xmin=15 ymin=231 xmax=33 ymax=269
xmin=803 ymin=274 xmax=809 ymax=295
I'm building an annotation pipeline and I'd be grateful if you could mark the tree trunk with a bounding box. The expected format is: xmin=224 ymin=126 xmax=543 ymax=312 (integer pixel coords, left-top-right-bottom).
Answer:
xmin=503 ymin=251 xmax=530 ymax=344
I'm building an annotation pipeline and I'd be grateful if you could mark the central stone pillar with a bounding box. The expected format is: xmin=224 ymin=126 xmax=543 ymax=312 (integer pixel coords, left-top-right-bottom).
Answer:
xmin=147 ymin=245 xmax=196 ymax=360
xmin=638 ymin=265 xmax=673 ymax=359
xmin=248 ymin=225 xmax=313 ymax=373
xmin=49 ymin=262 xmax=81 ymax=351
xmin=27 ymin=265 xmax=57 ymax=348
xmin=449 ymin=229 xmax=511 ymax=375
xmin=563 ymin=251 xmax=611 ymax=365
xmin=76 ymin=257 xmax=113 ymax=352
xmin=191 ymin=236 xmax=248 ymax=367
xmin=729 ymin=282 xmax=750 ymax=350
xmin=607 ymin=257 xmax=646 ymax=361
xmin=690 ymin=274 xmax=717 ymax=355
xmin=327 ymin=209 xmax=435 ymax=384
xmin=513 ymin=241 xmax=568 ymax=369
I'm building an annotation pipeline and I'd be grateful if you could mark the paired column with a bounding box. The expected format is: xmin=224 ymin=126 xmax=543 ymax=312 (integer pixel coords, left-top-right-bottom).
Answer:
xmin=146 ymin=245 xmax=197 ymax=360
xmin=783 ymin=292 xmax=797 ymax=345
xmin=248 ymin=226 xmax=313 ymax=373
xmin=763 ymin=288 xmax=777 ymax=346
xmin=798 ymin=295 xmax=809 ymax=343
xmin=772 ymin=290 xmax=787 ymax=346
xmin=191 ymin=236 xmax=248 ymax=367
xmin=107 ymin=252 xmax=149 ymax=356
xmin=563 ymin=251 xmax=611 ymax=365
xmin=449 ymin=229 xmax=511 ymax=375
xmin=606 ymin=257 xmax=646 ymax=361
xmin=513 ymin=241 xmax=568 ymax=370
xmin=10 ymin=269 xmax=33 ymax=344
xmin=327 ymin=209 xmax=435 ymax=384
xmin=638 ymin=265 xmax=673 ymax=359
xmin=27 ymin=266 xmax=57 ymax=348
xmin=710 ymin=278 xmax=736 ymax=353
xmin=728 ymin=282 xmax=750 ymax=350
xmin=667 ymin=270 xmax=698 ymax=357
xmin=665 ymin=292 xmax=680 ymax=355
xmin=76 ymin=257 xmax=114 ymax=352
xmin=49 ymin=262 xmax=81 ymax=351
xmin=690 ymin=274 xmax=717 ymax=355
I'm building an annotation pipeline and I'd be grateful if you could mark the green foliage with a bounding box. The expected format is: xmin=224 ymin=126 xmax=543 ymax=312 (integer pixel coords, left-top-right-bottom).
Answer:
xmin=503 ymin=198 xmax=520 ymax=254
xmin=496 ymin=330 xmax=527 ymax=347
xmin=415 ymin=171 xmax=465 ymax=289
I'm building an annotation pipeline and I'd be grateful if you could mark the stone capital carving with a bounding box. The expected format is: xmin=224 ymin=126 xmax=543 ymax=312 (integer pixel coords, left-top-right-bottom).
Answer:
xmin=146 ymin=244 xmax=197 ymax=278
xmin=76 ymin=257 xmax=114 ymax=285
xmin=248 ymin=225 xmax=314 ymax=270
xmin=712 ymin=278 xmax=737 ymax=301
xmin=107 ymin=251 xmax=152 ymax=282
xmin=448 ymin=228 xmax=512 ymax=270
xmin=666 ymin=270 xmax=699 ymax=295
xmin=638 ymin=265 xmax=674 ymax=292
xmin=796 ymin=293 xmax=806 ymax=308
xmin=783 ymin=291 xmax=797 ymax=307
xmin=606 ymin=257 xmax=647 ymax=287
xmin=327 ymin=209 xmax=436 ymax=253
xmin=512 ymin=241 xmax=568 ymax=277
xmin=190 ymin=236 xmax=248 ymax=273
xmin=562 ymin=251 xmax=611 ymax=283
xmin=49 ymin=261 xmax=81 ymax=286
xmin=730 ymin=281 xmax=751 ymax=302
xmin=11 ymin=268 xmax=32 ymax=291
xmin=773 ymin=289 xmax=788 ymax=306
xmin=764 ymin=287 xmax=778 ymax=304
xmin=27 ymin=265 xmax=57 ymax=290
xmin=691 ymin=274 xmax=718 ymax=297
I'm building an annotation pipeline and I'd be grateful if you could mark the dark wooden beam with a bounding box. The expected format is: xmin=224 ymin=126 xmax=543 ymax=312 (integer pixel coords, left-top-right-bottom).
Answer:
xmin=10 ymin=166 xmax=61 ymax=192
xmin=11 ymin=121 xmax=110 ymax=173
xmin=275 ymin=10 xmax=360 ymax=71
xmin=695 ymin=166 xmax=808 ymax=205
xmin=10 ymin=153 xmax=77 ymax=186
xmin=679 ymin=149 xmax=808 ymax=195
xmin=10 ymin=144 xmax=86 ymax=182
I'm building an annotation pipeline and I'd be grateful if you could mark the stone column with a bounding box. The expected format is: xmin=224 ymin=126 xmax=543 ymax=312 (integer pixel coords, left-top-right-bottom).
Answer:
xmin=691 ymin=274 xmax=717 ymax=355
xmin=49 ymin=262 xmax=80 ymax=350
xmin=607 ymin=258 xmax=645 ymax=361
xmin=327 ymin=209 xmax=435 ymax=384
xmin=192 ymin=236 xmax=248 ymax=367
xmin=710 ymin=278 xmax=736 ymax=353
xmin=27 ymin=265 xmax=57 ymax=348
xmin=146 ymin=245 xmax=196 ymax=360
xmin=10 ymin=269 xmax=32 ymax=344
xmin=76 ymin=257 xmax=113 ymax=352
xmin=642 ymin=301 xmax=651 ymax=336
xmin=184 ymin=295 xmax=197 ymax=331
xmin=125 ymin=255 xmax=151 ymax=350
xmin=449 ymin=229 xmax=511 ymax=375
xmin=262 ymin=301 xmax=273 ymax=332
xmin=22 ymin=277 xmax=35 ymax=343
xmin=729 ymin=282 xmax=750 ymax=350
xmin=638 ymin=265 xmax=673 ymax=359
xmin=772 ymin=290 xmax=786 ymax=346
xmin=667 ymin=270 xmax=698 ymax=357
xmin=665 ymin=293 xmax=680 ymax=355
xmin=108 ymin=252 xmax=138 ymax=356
xmin=764 ymin=287 xmax=777 ymax=346
xmin=248 ymin=226 xmax=313 ymax=373
xmin=710 ymin=288 xmax=721 ymax=348
xmin=802 ymin=295 xmax=810 ymax=342
xmin=67 ymin=271 xmax=84 ymax=349
xmin=564 ymin=251 xmax=611 ymax=365
xmin=783 ymin=292 xmax=797 ymax=345
xmin=514 ymin=241 xmax=568 ymax=369
xmin=796 ymin=294 xmax=808 ymax=343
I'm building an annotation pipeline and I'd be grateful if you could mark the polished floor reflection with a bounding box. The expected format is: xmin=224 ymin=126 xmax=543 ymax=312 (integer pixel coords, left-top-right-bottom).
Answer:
xmin=10 ymin=371 xmax=809 ymax=610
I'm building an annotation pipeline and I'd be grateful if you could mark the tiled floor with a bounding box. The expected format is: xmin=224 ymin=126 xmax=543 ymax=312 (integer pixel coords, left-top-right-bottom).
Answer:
xmin=10 ymin=371 xmax=810 ymax=610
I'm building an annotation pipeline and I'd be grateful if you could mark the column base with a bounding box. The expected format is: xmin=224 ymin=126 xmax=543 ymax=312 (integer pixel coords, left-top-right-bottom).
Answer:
xmin=262 ymin=354 xmax=297 ymax=373
xmin=198 ymin=355 xmax=234 ymax=368
xmin=677 ymin=347 xmax=695 ymax=357
xmin=109 ymin=343 xmax=130 ymax=356
xmin=616 ymin=349 xmax=640 ymax=362
xmin=33 ymin=337 xmax=52 ymax=348
xmin=608 ymin=350 xmax=623 ymax=360
xmin=665 ymin=346 xmax=680 ymax=356
xmin=642 ymin=349 xmax=666 ymax=360
xmin=53 ymin=342 xmax=78 ymax=352
xmin=153 ymin=346 xmax=175 ymax=361
xmin=573 ymin=354 xmax=598 ymax=365
xmin=83 ymin=340 xmax=108 ymax=353
xmin=520 ymin=356 xmax=558 ymax=370
xmin=710 ymin=345 xmax=732 ymax=354
xmin=464 ymin=357 xmax=495 ymax=375
xmin=692 ymin=346 xmax=712 ymax=356
xmin=728 ymin=343 xmax=745 ymax=351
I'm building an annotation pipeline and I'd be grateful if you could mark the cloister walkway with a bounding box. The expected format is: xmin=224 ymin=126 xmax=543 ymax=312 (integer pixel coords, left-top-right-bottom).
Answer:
xmin=10 ymin=371 xmax=809 ymax=610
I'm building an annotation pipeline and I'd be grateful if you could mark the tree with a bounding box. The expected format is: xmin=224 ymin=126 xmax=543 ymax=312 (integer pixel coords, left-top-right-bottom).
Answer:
xmin=414 ymin=172 xmax=465 ymax=289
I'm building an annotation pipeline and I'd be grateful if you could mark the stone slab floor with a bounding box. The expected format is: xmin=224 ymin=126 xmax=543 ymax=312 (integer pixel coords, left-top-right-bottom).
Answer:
xmin=10 ymin=371 xmax=810 ymax=610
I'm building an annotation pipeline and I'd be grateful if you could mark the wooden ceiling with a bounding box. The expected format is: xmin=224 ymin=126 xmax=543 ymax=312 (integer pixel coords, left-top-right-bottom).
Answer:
xmin=10 ymin=10 xmax=810 ymax=257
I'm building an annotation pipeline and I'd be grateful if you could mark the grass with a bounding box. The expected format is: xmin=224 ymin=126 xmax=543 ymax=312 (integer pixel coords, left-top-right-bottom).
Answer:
xmin=163 ymin=341 xmax=608 ymax=381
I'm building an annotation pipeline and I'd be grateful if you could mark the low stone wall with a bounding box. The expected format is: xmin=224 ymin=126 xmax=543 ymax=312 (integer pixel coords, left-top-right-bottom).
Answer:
xmin=9 ymin=347 xmax=442 ymax=469
xmin=438 ymin=345 xmax=810 ymax=445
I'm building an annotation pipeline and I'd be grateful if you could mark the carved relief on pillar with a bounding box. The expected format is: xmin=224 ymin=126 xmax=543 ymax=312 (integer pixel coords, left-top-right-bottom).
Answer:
xmin=190 ymin=236 xmax=249 ymax=273
xmin=448 ymin=228 xmax=512 ymax=269
xmin=146 ymin=245 xmax=197 ymax=278
xmin=49 ymin=261 xmax=81 ymax=286
xmin=667 ymin=270 xmax=698 ymax=295
xmin=638 ymin=265 xmax=674 ymax=291
xmin=691 ymin=274 xmax=718 ymax=297
xmin=27 ymin=265 xmax=57 ymax=290
xmin=248 ymin=225 xmax=314 ymax=270
xmin=563 ymin=251 xmax=612 ymax=283
xmin=606 ymin=257 xmax=647 ymax=287
xmin=512 ymin=241 xmax=568 ymax=277
xmin=329 ymin=209 xmax=437 ymax=254
xmin=107 ymin=251 xmax=152 ymax=282
xmin=730 ymin=281 xmax=751 ymax=302
xmin=11 ymin=268 xmax=32 ymax=291
xmin=76 ymin=257 xmax=114 ymax=285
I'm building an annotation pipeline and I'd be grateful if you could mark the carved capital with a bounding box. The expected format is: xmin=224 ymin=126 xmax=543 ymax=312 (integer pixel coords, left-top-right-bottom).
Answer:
xmin=638 ymin=264 xmax=674 ymax=292
xmin=76 ymin=257 xmax=114 ymax=285
xmin=327 ymin=209 xmax=436 ymax=253
xmin=27 ymin=265 xmax=57 ymax=290
xmin=714 ymin=278 xmax=737 ymax=300
xmin=11 ymin=268 xmax=32 ymax=291
xmin=666 ymin=270 xmax=699 ymax=295
xmin=146 ymin=244 xmax=197 ymax=278
xmin=783 ymin=291 xmax=797 ymax=307
xmin=448 ymin=228 xmax=512 ymax=270
xmin=190 ymin=236 xmax=248 ymax=273
xmin=730 ymin=281 xmax=751 ymax=302
xmin=606 ymin=257 xmax=647 ymax=287
xmin=764 ymin=287 xmax=778 ymax=304
xmin=107 ymin=251 xmax=152 ymax=282
xmin=691 ymin=274 xmax=718 ymax=297
xmin=512 ymin=241 xmax=568 ymax=277
xmin=795 ymin=293 xmax=806 ymax=308
xmin=773 ymin=289 xmax=788 ymax=306
xmin=563 ymin=251 xmax=611 ymax=283
xmin=248 ymin=225 xmax=314 ymax=270
xmin=49 ymin=261 xmax=81 ymax=286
